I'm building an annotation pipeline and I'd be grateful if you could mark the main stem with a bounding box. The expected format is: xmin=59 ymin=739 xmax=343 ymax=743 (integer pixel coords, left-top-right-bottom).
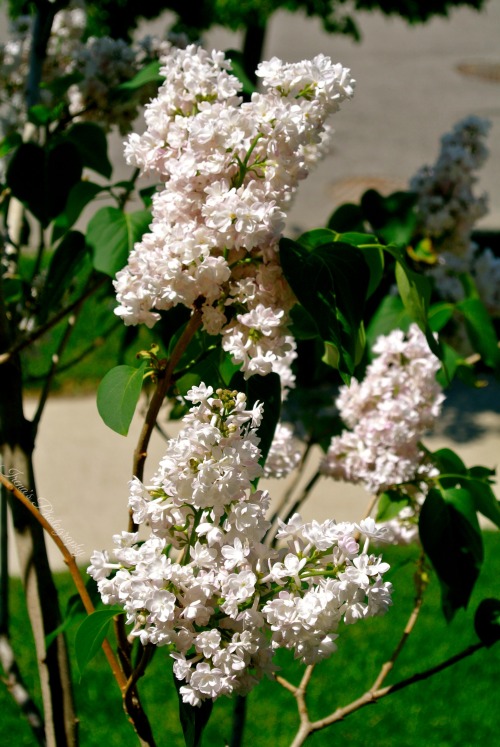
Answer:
xmin=132 ymin=306 xmax=204 ymax=498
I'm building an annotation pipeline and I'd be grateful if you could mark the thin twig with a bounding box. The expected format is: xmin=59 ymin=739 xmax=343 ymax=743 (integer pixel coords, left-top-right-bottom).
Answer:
xmin=275 ymin=675 xmax=297 ymax=694
xmin=269 ymin=471 xmax=321 ymax=548
xmin=25 ymin=319 xmax=122 ymax=383
xmin=353 ymin=493 xmax=379 ymax=541
xmin=0 ymin=275 xmax=108 ymax=366
xmin=360 ymin=492 xmax=379 ymax=522
xmin=32 ymin=313 xmax=77 ymax=433
xmin=370 ymin=549 xmax=428 ymax=693
xmin=265 ymin=439 xmax=313 ymax=541
xmin=117 ymin=168 xmax=141 ymax=210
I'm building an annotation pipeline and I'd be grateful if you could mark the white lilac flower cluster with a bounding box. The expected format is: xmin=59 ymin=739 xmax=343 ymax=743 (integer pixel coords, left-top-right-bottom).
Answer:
xmin=410 ymin=116 xmax=500 ymax=315
xmin=263 ymin=422 xmax=303 ymax=479
xmin=116 ymin=46 xmax=355 ymax=383
xmin=0 ymin=8 xmax=82 ymax=144
xmin=410 ymin=116 xmax=490 ymax=258
xmin=0 ymin=13 xmax=81 ymax=152
xmin=67 ymin=35 xmax=171 ymax=134
xmin=88 ymin=385 xmax=392 ymax=706
xmin=379 ymin=498 xmax=423 ymax=546
xmin=321 ymin=325 xmax=444 ymax=495
xmin=0 ymin=5 xmax=170 ymax=148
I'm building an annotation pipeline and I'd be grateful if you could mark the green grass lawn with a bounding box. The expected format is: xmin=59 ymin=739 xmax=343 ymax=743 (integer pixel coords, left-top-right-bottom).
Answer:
xmin=2 ymin=534 xmax=500 ymax=746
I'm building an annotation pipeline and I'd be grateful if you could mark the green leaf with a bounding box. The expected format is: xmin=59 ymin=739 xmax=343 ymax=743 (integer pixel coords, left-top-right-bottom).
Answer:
xmin=289 ymin=304 xmax=319 ymax=340
xmin=218 ymin=352 xmax=242 ymax=386
xmin=245 ymin=371 xmax=281 ymax=473
xmin=322 ymin=341 xmax=339 ymax=368
xmin=139 ymin=185 xmax=158 ymax=208
xmin=117 ymin=60 xmax=162 ymax=91
xmin=280 ymin=238 xmax=369 ymax=382
xmin=386 ymin=246 xmax=442 ymax=362
xmin=330 ymin=231 xmax=384 ymax=298
xmin=65 ymin=122 xmax=112 ymax=178
xmin=436 ymin=343 xmax=461 ymax=387
xmin=366 ymin=295 xmax=412 ymax=349
xmin=6 ymin=141 xmax=82 ymax=226
xmin=168 ymin=327 xmax=212 ymax=373
xmin=37 ymin=230 xmax=89 ymax=323
xmin=0 ymin=131 xmax=22 ymax=159
xmin=45 ymin=594 xmax=86 ymax=648
xmin=1 ymin=276 xmax=23 ymax=305
xmin=333 ymin=231 xmax=378 ymax=247
xmin=428 ymin=302 xmax=455 ymax=332
xmin=226 ymin=49 xmax=258 ymax=95
xmin=296 ymin=228 xmax=337 ymax=251
xmin=28 ymin=102 xmax=64 ymax=126
xmin=432 ymin=448 xmax=468 ymax=477
xmin=327 ymin=202 xmax=365 ymax=233
xmin=75 ymin=607 xmax=123 ymax=676
xmin=394 ymin=255 xmax=430 ymax=330
xmin=462 ymin=478 xmax=500 ymax=530
xmin=46 ymin=578 xmax=100 ymax=648
xmin=458 ymin=271 xmax=480 ymax=300
xmin=40 ymin=71 xmax=84 ymax=97
xmin=51 ymin=181 xmax=104 ymax=242
xmin=475 ymin=599 xmax=500 ymax=647
xmin=419 ymin=487 xmax=483 ymax=621
xmin=456 ymin=297 xmax=500 ymax=372
xmin=87 ymin=206 xmax=152 ymax=277
xmin=376 ymin=491 xmax=410 ymax=521
xmin=469 ymin=465 xmax=496 ymax=481
xmin=96 ymin=363 xmax=146 ymax=435
xmin=173 ymin=672 xmax=213 ymax=747
xmin=361 ymin=189 xmax=418 ymax=246
xmin=176 ymin=348 xmax=223 ymax=396
xmin=358 ymin=244 xmax=385 ymax=298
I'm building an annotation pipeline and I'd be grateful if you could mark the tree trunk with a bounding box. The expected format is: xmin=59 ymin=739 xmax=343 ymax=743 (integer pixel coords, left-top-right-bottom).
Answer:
xmin=0 ymin=289 xmax=78 ymax=745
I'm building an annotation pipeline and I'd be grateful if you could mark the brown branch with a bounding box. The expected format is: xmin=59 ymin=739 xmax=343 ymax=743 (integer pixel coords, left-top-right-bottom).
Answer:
xmin=122 ymin=643 xmax=158 ymax=747
xmin=0 ymin=472 xmax=126 ymax=689
xmin=296 ymin=665 xmax=314 ymax=724
xmin=0 ymin=472 xmax=161 ymax=745
xmin=286 ymin=640 xmax=486 ymax=747
xmin=282 ymin=550 xmax=453 ymax=747
xmin=122 ymin=640 xmax=157 ymax=745
xmin=130 ymin=305 xmax=203 ymax=530
xmin=361 ymin=493 xmax=379 ymax=522
xmin=275 ymin=675 xmax=297 ymax=695
xmin=307 ymin=642 xmax=485 ymax=738
xmin=276 ymin=666 xmax=316 ymax=747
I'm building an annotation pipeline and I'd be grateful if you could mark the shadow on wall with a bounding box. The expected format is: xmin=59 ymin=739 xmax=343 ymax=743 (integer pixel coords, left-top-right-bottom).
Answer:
xmin=436 ymin=375 xmax=500 ymax=442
